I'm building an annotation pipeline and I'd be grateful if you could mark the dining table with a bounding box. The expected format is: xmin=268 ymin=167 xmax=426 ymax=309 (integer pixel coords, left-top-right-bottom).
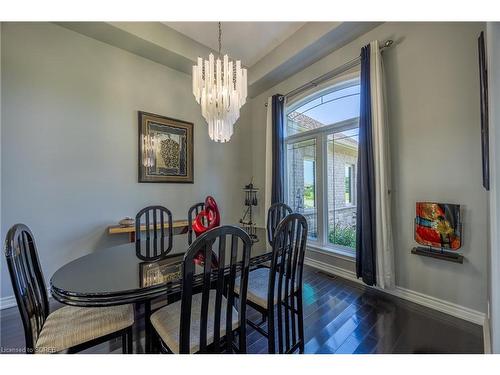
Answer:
xmin=50 ymin=226 xmax=270 ymax=353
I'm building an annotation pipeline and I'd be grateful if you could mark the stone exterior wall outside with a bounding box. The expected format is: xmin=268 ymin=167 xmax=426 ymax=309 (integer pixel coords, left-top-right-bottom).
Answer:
xmin=286 ymin=112 xmax=358 ymax=242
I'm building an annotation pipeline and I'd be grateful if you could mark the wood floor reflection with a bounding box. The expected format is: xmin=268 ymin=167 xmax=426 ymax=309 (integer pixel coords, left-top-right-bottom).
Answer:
xmin=0 ymin=265 xmax=483 ymax=354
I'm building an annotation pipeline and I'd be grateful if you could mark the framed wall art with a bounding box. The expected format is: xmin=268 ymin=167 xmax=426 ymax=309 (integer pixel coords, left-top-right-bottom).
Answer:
xmin=478 ymin=31 xmax=489 ymax=191
xmin=138 ymin=111 xmax=194 ymax=183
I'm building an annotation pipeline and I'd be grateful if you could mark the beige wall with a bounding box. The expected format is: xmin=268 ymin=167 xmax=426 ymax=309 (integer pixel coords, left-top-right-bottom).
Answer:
xmin=0 ymin=22 xmax=248 ymax=299
xmin=246 ymin=22 xmax=488 ymax=313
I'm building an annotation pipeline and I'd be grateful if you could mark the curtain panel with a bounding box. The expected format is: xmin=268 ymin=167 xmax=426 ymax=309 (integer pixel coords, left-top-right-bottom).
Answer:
xmin=264 ymin=94 xmax=286 ymax=226
xmin=356 ymin=43 xmax=377 ymax=286
xmin=271 ymin=95 xmax=285 ymax=204
xmin=356 ymin=41 xmax=395 ymax=288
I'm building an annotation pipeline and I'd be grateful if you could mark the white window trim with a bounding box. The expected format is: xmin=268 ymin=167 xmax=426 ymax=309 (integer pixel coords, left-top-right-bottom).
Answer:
xmin=344 ymin=163 xmax=356 ymax=206
xmin=285 ymin=118 xmax=359 ymax=256
xmin=284 ymin=79 xmax=360 ymax=258
xmin=307 ymin=243 xmax=356 ymax=263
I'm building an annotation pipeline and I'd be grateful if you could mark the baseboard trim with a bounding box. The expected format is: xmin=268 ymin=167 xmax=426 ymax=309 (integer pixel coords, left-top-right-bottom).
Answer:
xmin=0 ymin=295 xmax=17 ymax=310
xmin=304 ymin=256 xmax=486 ymax=326
xmin=1 ymin=288 xmax=51 ymax=311
xmin=483 ymin=317 xmax=492 ymax=354
xmin=305 ymin=257 xmax=359 ymax=283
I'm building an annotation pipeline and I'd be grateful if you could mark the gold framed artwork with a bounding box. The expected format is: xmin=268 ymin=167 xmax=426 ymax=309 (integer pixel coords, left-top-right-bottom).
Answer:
xmin=138 ymin=111 xmax=194 ymax=183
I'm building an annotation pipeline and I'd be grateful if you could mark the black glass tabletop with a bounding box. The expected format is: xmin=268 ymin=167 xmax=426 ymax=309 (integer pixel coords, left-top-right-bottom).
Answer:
xmin=50 ymin=227 xmax=270 ymax=307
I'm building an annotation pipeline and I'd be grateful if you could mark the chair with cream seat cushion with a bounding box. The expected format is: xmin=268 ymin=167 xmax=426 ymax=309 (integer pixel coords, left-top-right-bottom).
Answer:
xmin=35 ymin=304 xmax=134 ymax=353
xmin=150 ymin=225 xmax=251 ymax=354
xmin=236 ymin=214 xmax=308 ymax=354
xmin=234 ymin=267 xmax=299 ymax=309
xmin=4 ymin=224 xmax=135 ymax=354
xmin=151 ymin=290 xmax=239 ymax=353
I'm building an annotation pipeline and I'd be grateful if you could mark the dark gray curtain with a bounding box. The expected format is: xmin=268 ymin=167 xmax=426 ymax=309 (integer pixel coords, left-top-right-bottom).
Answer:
xmin=271 ymin=94 xmax=285 ymax=204
xmin=356 ymin=44 xmax=377 ymax=286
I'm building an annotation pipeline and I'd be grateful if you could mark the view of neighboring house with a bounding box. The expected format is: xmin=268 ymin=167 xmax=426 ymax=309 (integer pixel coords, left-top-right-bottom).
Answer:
xmin=286 ymin=111 xmax=358 ymax=249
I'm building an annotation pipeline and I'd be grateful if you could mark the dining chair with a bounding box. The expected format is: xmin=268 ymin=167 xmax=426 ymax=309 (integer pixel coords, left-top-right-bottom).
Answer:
xmin=264 ymin=202 xmax=292 ymax=267
xmin=4 ymin=224 xmax=134 ymax=354
xmin=135 ymin=205 xmax=173 ymax=261
xmin=187 ymin=202 xmax=205 ymax=245
xmin=134 ymin=205 xmax=175 ymax=352
xmin=260 ymin=202 xmax=293 ymax=273
xmin=150 ymin=225 xmax=251 ymax=354
xmin=235 ymin=213 xmax=308 ymax=354
xmin=267 ymin=202 xmax=293 ymax=246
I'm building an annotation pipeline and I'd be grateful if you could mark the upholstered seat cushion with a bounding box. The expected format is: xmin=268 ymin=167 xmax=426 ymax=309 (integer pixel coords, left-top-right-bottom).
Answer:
xmin=150 ymin=290 xmax=239 ymax=353
xmin=234 ymin=267 xmax=298 ymax=309
xmin=35 ymin=304 xmax=134 ymax=353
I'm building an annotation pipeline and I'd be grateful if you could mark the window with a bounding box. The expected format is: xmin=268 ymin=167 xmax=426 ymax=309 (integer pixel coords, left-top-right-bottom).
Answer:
xmin=303 ymin=160 xmax=315 ymax=209
xmin=287 ymin=139 xmax=317 ymax=240
xmin=285 ymin=76 xmax=359 ymax=255
xmin=345 ymin=163 xmax=355 ymax=205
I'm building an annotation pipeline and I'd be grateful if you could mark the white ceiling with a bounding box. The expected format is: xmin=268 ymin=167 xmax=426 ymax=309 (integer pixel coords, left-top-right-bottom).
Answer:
xmin=163 ymin=22 xmax=306 ymax=67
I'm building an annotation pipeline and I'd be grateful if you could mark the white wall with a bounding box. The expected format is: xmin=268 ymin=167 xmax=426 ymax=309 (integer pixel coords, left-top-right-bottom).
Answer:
xmin=487 ymin=22 xmax=500 ymax=353
xmin=0 ymin=22 xmax=249 ymax=300
xmin=247 ymin=22 xmax=488 ymax=314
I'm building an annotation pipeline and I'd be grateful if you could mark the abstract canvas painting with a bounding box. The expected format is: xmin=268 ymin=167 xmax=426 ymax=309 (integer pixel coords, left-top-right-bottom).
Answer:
xmin=138 ymin=111 xmax=193 ymax=183
xmin=415 ymin=202 xmax=461 ymax=250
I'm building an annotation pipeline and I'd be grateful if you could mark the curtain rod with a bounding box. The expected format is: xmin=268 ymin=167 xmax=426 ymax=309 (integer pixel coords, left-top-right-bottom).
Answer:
xmin=265 ymin=39 xmax=394 ymax=106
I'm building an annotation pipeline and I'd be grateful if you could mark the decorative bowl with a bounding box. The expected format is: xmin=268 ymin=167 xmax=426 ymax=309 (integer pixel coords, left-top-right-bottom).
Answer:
xmin=119 ymin=217 xmax=135 ymax=227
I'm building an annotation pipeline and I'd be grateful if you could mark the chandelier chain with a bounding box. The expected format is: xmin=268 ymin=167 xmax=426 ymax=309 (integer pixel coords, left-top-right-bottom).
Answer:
xmin=218 ymin=22 xmax=222 ymax=56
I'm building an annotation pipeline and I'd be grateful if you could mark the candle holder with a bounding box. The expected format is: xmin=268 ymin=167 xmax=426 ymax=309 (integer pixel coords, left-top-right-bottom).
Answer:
xmin=239 ymin=180 xmax=259 ymax=243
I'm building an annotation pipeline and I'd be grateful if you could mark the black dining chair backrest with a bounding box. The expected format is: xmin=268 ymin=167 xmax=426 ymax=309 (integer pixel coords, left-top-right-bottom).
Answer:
xmin=268 ymin=213 xmax=308 ymax=354
xmin=187 ymin=202 xmax=205 ymax=245
xmin=4 ymin=224 xmax=50 ymax=353
xmin=135 ymin=205 xmax=173 ymax=261
xmin=267 ymin=202 xmax=293 ymax=246
xmin=179 ymin=225 xmax=251 ymax=354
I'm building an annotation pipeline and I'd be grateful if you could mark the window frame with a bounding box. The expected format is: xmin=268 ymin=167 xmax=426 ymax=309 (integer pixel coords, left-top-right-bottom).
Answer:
xmin=284 ymin=75 xmax=360 ymax=258
xmin=344 ymin=163 xmax=355 ymax=206
xmin=302 ymin=159 xmax=316 ymax=210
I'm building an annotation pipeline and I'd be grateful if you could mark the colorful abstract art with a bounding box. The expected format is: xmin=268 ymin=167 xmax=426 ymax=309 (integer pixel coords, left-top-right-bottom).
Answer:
xmin=415 ymin=202 xmax=461 ymax=250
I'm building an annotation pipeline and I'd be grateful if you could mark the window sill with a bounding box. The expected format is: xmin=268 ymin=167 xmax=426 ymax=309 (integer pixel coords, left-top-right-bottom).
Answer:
xmin=306 ymin=243 xmax=356 ymax=262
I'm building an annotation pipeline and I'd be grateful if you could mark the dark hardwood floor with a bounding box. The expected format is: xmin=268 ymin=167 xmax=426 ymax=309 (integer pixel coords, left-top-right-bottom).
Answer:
xmin=0 ymin=265 xmax=483 ymax=354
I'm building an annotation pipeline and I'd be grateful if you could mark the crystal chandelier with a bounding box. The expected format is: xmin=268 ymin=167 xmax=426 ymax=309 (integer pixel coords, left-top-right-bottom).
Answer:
xmin=192 ymin=22 xmax=247 ymax=143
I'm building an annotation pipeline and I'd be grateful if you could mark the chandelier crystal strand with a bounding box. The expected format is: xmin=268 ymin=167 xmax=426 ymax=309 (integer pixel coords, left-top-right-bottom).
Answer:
xmin=192 ymin=24 xmax=247 ymax=143
xmin=142 ymin=133 xmax=157 ymax=167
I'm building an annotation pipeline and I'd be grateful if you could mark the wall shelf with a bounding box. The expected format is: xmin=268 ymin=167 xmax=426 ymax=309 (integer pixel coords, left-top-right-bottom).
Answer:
xmin=411 ymin=247 xmax=464 ymax=264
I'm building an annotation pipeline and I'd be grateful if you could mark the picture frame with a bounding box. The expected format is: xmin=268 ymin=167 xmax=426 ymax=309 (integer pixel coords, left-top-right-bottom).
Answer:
xmin=138 ymin=111 xmax=194 ymax=183
xmin=478 ymin=31 xmax=490 ymax=191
